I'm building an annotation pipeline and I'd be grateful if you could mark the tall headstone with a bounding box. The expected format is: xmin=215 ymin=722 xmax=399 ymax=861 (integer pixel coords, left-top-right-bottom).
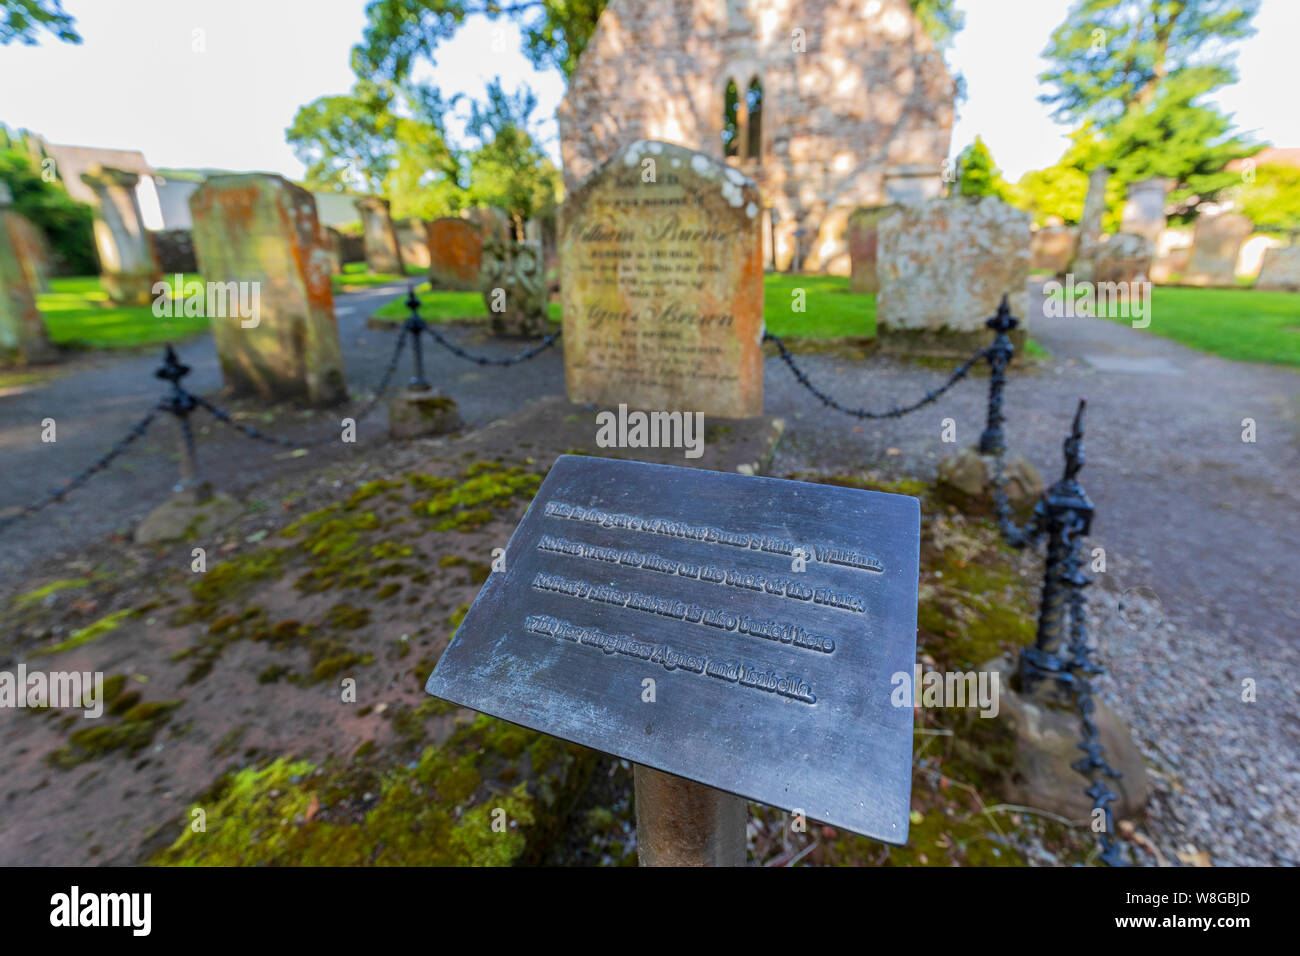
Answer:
xmin=355 ymin=196 xmax=404 ymax=275
xmin=876 ymin=196 xmax=1030 ymax=356
xmin=0 ymin=185 xmax=55 ymax=363
xmin=8 ymin=210 xmax=52 ymax=293
xmin=189 ymin=174 xmax=346 ymax=406
xmin=80 ymin=164 xmax=160 ymax=306
xmin=560 ymin=140 xmax=763 ymax=419
xmin=1255 ymin=245 xmax=1300 ymax=291
xmin=1183 ymin=213 xmax=1253 ymax=287
xmin=1120 ymin=177 xmax=1170 ymax=246
xmin=847 ymin=204 xmax=897 ymax=294
xmin=323 ymin=226 xmax=345 ymax=275
xmin=482 ymin=238 xmax=548 ymax=337
xmin=1070 ymin=166 xmax=1111 ymax=282
xmin=426 ymin=217 xmax=483 ymax=290
xmin=1030 ymin=224 xmax=1076 ymax=275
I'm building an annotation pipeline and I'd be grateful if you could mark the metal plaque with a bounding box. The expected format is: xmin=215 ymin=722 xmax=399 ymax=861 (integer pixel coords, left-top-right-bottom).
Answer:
xmin=426 ymin=455 xmax=919 ymax=844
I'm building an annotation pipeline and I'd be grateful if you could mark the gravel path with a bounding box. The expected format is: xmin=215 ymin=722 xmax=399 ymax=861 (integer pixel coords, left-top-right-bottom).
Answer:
xmin=2 ymin=278 xmax=1295 ymax=864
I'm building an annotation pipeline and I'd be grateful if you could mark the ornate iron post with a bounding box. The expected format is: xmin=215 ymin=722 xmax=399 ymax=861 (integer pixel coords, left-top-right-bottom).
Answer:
xmin=1019 ymin=399 xmax=1092 ymax=696
xmin=403 ymin=285 xmax=430 ymax=391
xmin=155 ymin=343 xmax=208 ymax=502
xmin=978 ymin=294 xmax=1018 ymax=456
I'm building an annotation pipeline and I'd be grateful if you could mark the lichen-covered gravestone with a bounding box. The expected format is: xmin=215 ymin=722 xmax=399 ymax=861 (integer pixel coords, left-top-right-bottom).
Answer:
xmin=426 ymin=217 xmax=483 ymax=291
xmin=355 ymin=197 xmax=404 ymax=275
xmin=877 ymin=196 xmax=1030 ymax=356
xmin=481 ymin=238 xmax=548 ymax=337
xmin=0 ymin=188 xmax=55 ymax=364
xmin=189 ymin=174 xmax=346 ymax=406
xmin=560 ymin=140 xmax=763 ymax=418
xmin=80 ymin=165 xmax=160 ymax=306
xmin=1183 ymin=213 xmax=1253 ymax=287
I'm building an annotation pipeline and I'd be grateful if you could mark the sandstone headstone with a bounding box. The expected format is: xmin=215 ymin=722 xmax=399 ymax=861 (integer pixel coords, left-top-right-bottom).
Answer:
xmin=81 ymin=165 xmax=160 ymax=306
xmin=560 ymin=140 xmax=763 ymax=418
xmin=189 ymin=174 xmax=346 ymax=406
xmin=1030 ymin=224 xmax=1076 ymax=275
xmin=876 ymin=196 xmax=1030 ymax=356
xmin=355 ymin=196 xmax=404 ymax=275
xmin=1256 ymin=245 xmax=1300 ymax=291
xmin=0 ymin=198 xmax=55 ymax=364
xmin=1119 ymin=177 xmax=1170 ymax=246
xmin=1183 ymin=213 xmax=1253 ymax=287
xmin=395 ymin=217 xmax=430 ymax=269
xmin=1093 ymin=232 xmax=1154 ymax=285
xmin=481 ymin=238 xmax=548 ymax=337
xmin=847 ymin=204 xmax=897 ymax=294
xmin=426 ymin=217 xmax=483 ymax=290
xmin=8 ymin=212 xmax=51 ymax=293
xmin=323 ymin=227 xmax=345 ymax=275
xmin=1070 ymin=166 xmax=1111 ymax=282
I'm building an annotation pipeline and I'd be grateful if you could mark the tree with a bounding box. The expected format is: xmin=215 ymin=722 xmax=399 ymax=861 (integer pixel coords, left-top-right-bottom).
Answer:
xmin=0 ymin=146 xmax=96 ymax=274
xmin=1235 ymin=164 xmax=1300 ymax=241
xmin=286 ymin=82 xmax=400 ymax=194
xmin=1039 ymin=0 xmax=1258 ymax=129
xmin=354 ymin=0 xmax=963 ymax=85
xmin=463 ymin=78 xmax=561 ymax=237
xmin=955 ymin=136 xmax=1009 ymax=200
xmin=1 ymin=0 xmax=79 ymax=45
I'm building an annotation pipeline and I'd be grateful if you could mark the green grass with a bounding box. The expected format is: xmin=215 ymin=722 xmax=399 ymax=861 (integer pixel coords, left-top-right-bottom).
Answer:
xmin=331 ymin=262 xmax=428 ymax=289
xmin=1061 ymin=285 xmax=1300 ymax=367
xmin=373 ymin=280 xmax=562 ymax=323
xmin=38 ymin=275 xmax=209 ymax=349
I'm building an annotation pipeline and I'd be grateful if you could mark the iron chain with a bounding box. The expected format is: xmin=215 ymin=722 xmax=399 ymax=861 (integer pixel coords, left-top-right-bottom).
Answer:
xmin=420 ymin=322 xmax=562 ymax=366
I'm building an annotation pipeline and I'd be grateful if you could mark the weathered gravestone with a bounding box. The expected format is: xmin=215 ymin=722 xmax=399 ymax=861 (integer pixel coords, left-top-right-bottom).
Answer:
xmin=426 ymin=217 xmax=483 ymax=291
xmin=876 ymin=196 xmax=1030 ymax=356
xmin=482 ymin=238 xmax=548 ymax=337
xmin=355 ymin=196 xmax=404 ymax=275
xmin=395 ymin=217 xmax=430 ymax=269
xmin=0 ymin=186 xmax=55 ymax=364
xmin=1183 ymin=213 xmax=1253 ymax=287
xmin=1069 ymin=166 xmax=1111 ymax=283
xmin=323 ymin=227 xmax=345 ymax=275
xmin=8 ymin=212 xmax=51 ymax=293
xmin=847 ymin=204 xmax=897 ymax=294
xmin=427 ymin=455 xmax=920 ymax=863
xmin=1120 ymin=177 xmax=1170 ymax=246
xmin=561 ymin=141 xmax=763 ymax=419
xmin=81 ymin=165 xmax=161 ymax=306
xmin=1255 ymin=245 xmax=1300 ymax=291
xmin=1092 ymin=232 xmax=1155 ymax=285
xmin=1030 ymin=224 xmax=1075 ymax=275
xmin=189 ymin=174 xmax=346 ymax=406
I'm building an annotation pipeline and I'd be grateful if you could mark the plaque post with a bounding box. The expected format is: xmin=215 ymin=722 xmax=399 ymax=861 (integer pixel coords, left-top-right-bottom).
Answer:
xmin=633 ymin=765 xmax=748 ymax=866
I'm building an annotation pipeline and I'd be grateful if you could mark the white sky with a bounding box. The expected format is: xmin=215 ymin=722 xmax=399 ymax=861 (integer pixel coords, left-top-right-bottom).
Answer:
xmin=1 ymin=0 xmax=1296 ymax=182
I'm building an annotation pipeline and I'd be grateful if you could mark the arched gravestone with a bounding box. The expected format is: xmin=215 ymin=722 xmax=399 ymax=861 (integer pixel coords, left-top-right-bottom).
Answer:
xmin=560 ymin=141 xmax=763 ymax=419
xmin=189 ymin=174 xmax=346 ymax=407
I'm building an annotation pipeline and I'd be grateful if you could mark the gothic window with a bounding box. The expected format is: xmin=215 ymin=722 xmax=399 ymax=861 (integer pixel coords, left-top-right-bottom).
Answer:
xmin=745 ymin=76 xmax=763 ymax=160
xmin=722 ymin=79 xmax=740 ymax=157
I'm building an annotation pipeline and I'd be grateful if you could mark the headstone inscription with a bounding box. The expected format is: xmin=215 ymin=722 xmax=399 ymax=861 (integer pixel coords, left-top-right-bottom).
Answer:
xmin=560 ymin=140 xmax=763 ymax=419
xmin=426 ymin=455 xmax=920 ymax=847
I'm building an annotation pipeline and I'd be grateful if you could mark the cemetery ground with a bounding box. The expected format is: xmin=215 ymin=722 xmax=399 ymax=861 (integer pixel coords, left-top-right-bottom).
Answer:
xmin=1 ymin=282 xmax=1297 ymax=866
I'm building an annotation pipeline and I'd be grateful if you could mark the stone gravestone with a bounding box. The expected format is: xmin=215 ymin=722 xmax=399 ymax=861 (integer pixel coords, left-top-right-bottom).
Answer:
xmin=1183 ymin=213 xmax=1253 ymax=287
xmin=355 ymin=196 xmax=404 ymax=275
xmin=8 ymin=213 xmax=52 ymax=293
xmin=189 ymin=174 xmax=347 ymax=406
xmin=876 ymin=196 xmax=1030 ymax=356
xmin=1093 ymin=232 xmax=1155 ymax=285
xmin=1120 ymin=177 xmax=1170 ymax=246
xmin=847 ymin=204 xmax=897 ymax=294
xmin=1070 ymin=166 xmax=1111 ymax=282
xmin=426 ymin=217 xmax=483 ymax=291
xmin=80 ymin=164 xmax=161 ymax=306
xmin=323 ymin=227 xmax=345 ymax=275
xmin=1255 ymin=245 xmax=1300 ymax=291
xmin=1030 ymin=224 xmax=1075 ymax=275
xmin=481 ymin=238 xmax=548 ymax=337
xmin=395 ymin=217 xmax=430 ymax=269
xmin=561 ymin=140 xmax=763 ymax=419
xmin=0 ymin=186 xmax=55 ymax=363
xmin=426 ymin=455 xmax=921 ymax=861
